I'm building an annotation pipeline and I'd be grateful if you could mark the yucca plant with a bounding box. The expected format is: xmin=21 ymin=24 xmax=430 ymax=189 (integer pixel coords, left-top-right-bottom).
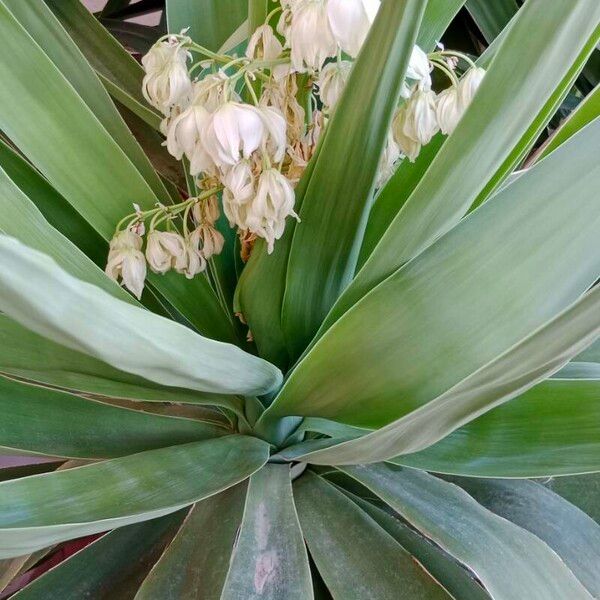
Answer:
xmin=0 ymin=0 xmax=599 ymax=597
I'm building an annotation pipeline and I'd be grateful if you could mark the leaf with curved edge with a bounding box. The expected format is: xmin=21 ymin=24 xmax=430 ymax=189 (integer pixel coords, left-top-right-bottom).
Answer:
xmin=13 ymin=512 xmax=185 ymax=600
xmin=221 ymin=465 xmax=312 ymax=600
xmin=0 ymin=375 xmax=227 ymax=460
xmin=544 ymin=474 xmax=600 ymax=524
xmin=0 ymin=237 xmax=282 ymax=397
xmin=294 ymin=472 xmax=451 ymax=600
xmin=2 ymin=0 xmax=169 ymax=204
xmin=236 ymin=0 xmax=464 ymax=371
xmin=0 ymin=316 xmax=241 ymax=413
xmin=166 ymin=0 xmax=246 ymax=51
xmin=448 ymin=478 xmax=600 ymax=597
xmin=394 ymin=376 xmax=600 ymax=478
xmin=280 ymin=0 xmax=426 ymax=359
xmin=264 ymin=119 xmax=600 ymax=430
xmin=534 ymin=92 xmax=600 ymax=163
xmin=466 ymin=0 xmax=518 ymax=42
xmin=0 ymin=162 xmax=131 ymax=304
xmin=297 ymin=286 xmax=600 ymax=466
xmin=346 ymin=494 xmax=490 ymax=600
xmin=0 ymin=139 xmax=108 ymax=270
xmin=317 ymin=1 xmax=600 ymax=336
xmin=44 ymin=0 xmax=161 ymax=130
xmin=0 ymin=435 xmax=269 ymax=559
xmin=136 ymin=484 xmax=247 ymax=600
xmin=0 ymin=3 xmax=231 ymax=341
xmin=342 ymin=464 xmax=592 ymax=600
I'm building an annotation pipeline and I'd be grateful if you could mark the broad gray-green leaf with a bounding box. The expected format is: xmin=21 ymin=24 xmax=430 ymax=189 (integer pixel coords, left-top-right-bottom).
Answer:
xmin=166 ymin=0 xmax=246 ymax=51
xmin=449 ymin=478 xmax=600 ymax=597
xmin=298 ymin=286 xmax=600 ymax=465
xmin=0 ymin=160 xmax=130 ymax=303
xmin=264 ymin=118 xmax=600 ymax=430
xmin=0 ymin=4 xmax=231 ymax=340
xmin=466 ymin=0 xmax=518 ymax=42
xmin=294 ymin=472 xmax=450 ymax=600
xmin=3 ymin=0 xmax=169 ymax=203
xmin=0 ymin=375 xmax=226 ymax=459
xmin=135 ymin=485 xmax=247 ymax=600
xmin=281 ymin=0 xmax=426 ymax=358
xmin=396 ymin=376 xmax=600 ymax=478
xmin=343 ymin=465 xmax=591 ymax=600
xmin=0 ymin=316 xmax=240 ymax=413
xmin=544 ymin=474 xmax=600 ymax=524
xmin=13 ymin=513 xmax=184 ymax=600
xmin=221 ymin=465 xmax=312 ymax=600
xmin=0 ymin=237 xmax=282 ymax=397
xmin=348 ymin=494 xmax=490 ymax=600
xmin=45 ymin=0 xmax=161 ymax=130
xmin=415 ymin=0 xmax=466 ymax=51
xmin=319 ymin=1 xmax=600 ymax=334
xmin=0 ymin=435 xmax=268 ymax=558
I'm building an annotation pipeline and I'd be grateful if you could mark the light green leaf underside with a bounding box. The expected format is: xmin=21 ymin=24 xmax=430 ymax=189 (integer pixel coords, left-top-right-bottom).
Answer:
xmin=13 ymin=513 xmax=185 ymax=600
xmin=343 ymin=465 xmax=592 ymax=600
xmin=320 ymin=1 xmax=600 ymax=334
xmin=266 ymin=118 xmax=600 ymax=430
xmin=300 ymin=285 xmax=600 ymax=466
xmin=2 ymin=0 xmax=169 ymax=203
xmin=294 ymin=472 xmax=451 ymax=600
xmin=221 ymin=465 xmax=312 ymax=600
xmin=44 ymin=0 xmax=161 ymax=130
xmin=450 ymin=478 xmax=600 ymax=597
xmin=0 ymin=3 xmax=231 ymax=340
xmin=347 ymin=494 xmax=490 ymax=600
xmin=0 ymin=315 xmax=239 ymax=412
xmin=281 ymin=0 xmax=426 ymax=358
xmin=135 ymin=484 xmax=247 ymax=600
xmin=0 ymin=435 xmax=269 ymax=558
xmin=166 ymin=0 xmax=247 ymax=52
xmin=0 ymin=237 xmax=282 ymax=397
xmin=395 ymin=376 xmax=600 ymax=478
xmin=0 ymin=375 xmax=226 ymax=460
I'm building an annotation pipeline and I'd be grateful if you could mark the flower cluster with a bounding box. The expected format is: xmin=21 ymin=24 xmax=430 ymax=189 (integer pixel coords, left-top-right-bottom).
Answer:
xmin=106 ymin=0 xmax=485 ymax=299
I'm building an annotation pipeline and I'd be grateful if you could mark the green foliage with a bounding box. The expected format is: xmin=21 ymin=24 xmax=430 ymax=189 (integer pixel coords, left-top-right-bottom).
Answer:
xmin=0 ymin=0 xmax=599 ymax=597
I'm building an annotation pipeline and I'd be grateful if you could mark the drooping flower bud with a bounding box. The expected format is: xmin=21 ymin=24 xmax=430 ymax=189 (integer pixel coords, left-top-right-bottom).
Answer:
xmin=175 ymin=234 xmax=206 ymax=279
xmin=145 ymin=230 xmax=186 ymax=274
xmin=246 ymin=169 xmax=298 ymax=253
xmin=105 ymin=230 xmax=147 ymax=299
xmin=436 ymin=85 xmax=462 ymax=135
xmin=142 ymin=37 xmax=192 ymax=115
xmin=457 ymin=66 xmax=486 ymax=108
xmin=288 ymin=0 xmax=337 ymax=72
xmin=406 ymin=45 xmax=431 ymax=89
xmin=201 ymin=102 xmax=265 ymax=167
xmin=326 ymin=0 xmax=380 ymax=58
xmin=246 ymin=24 xmax=283 ymax=60
xmin=392 ymin=105 xmax=421 ymax=162
xmin=317 ymin=61 xmax=352 ymax=111
xmin=402 ymin=84 xmax=439 ymax=145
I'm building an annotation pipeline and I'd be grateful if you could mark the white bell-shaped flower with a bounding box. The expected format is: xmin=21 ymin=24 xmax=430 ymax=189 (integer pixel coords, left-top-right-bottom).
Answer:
xmin=201 ymin=102 xmax=265 ymax=167
xmin=246 ymin=169 xmax=298 ymax=253
xmin=377 ymin=130 xmax=401 ymax=187
xmin=406 ymin=45 xmax=431 ymax=89
xmin=436 ymin=86 xmax=462 ymax=135
xmin=326 ymin=0 xmax=380 ymax=58
xmin=317 ymin=60 xmax=352 ymax=111
xmin=194 ymin=223 xmax=225 ymax=259
xmin=193 ymin=195 xmax=220 ymax=226
xmin=457 ymin=66 xmax=486 ymax=108
xmin=259 ymin=106 xmax=288 ymax=163
xmin=145 ymin=230 xmax=186 ymax=274
xmin=260 ymin=78 xmax=306 ymax=142
xmin=166 ymin=102 xmax=211 ymax=161
xmin=402 ymin=83 xmax=439 ymax=145
xmin=175 ymin=233 xmax=206 ymax=279
xmin=222 ymin=160 xmax=256 ymax=206
xmin=105 ymin=230 xmax=147 ymax=299
xmin=246 ymin=24 xmax=283 ymax=60
xmin=142 ymin=38 xmax=192 ymax=115
xmin=192 ymin=72 xmax=231 ymax=112
xmin=288 ymin=0 xmax=337 ymax=72
xmin=392 ymin=105 xmax=421 ymax=162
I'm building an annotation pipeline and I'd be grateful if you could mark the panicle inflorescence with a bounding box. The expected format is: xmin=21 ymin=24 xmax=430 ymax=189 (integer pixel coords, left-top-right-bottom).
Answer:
xmin=106 ymin=1 xmax=485 ymax=298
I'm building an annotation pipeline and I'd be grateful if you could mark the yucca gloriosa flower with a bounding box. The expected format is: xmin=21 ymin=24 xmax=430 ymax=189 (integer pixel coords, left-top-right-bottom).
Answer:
xmin=0 ymin=0 xmax=599 ymax=597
